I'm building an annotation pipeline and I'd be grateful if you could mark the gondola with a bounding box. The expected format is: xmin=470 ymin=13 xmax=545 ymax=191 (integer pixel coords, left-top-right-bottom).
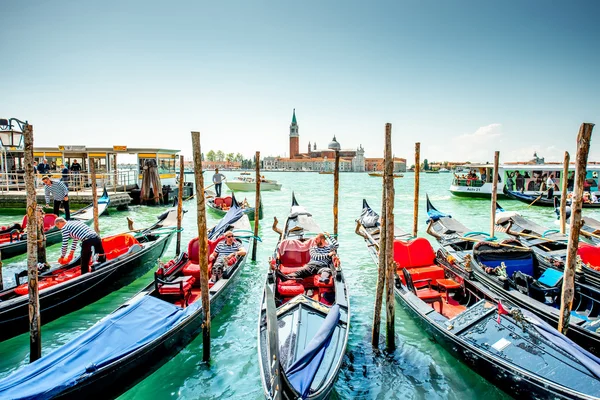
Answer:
xmin=0 ymin=207 xmax=176 ymax=342
xmin=206 ymin=192 xmax=263 ymax=220
xmin=258 ymin=193 xmax=349 ymax=400
xmin=0 ymin=188 xmax=110 ymax=260
xmin=358 ymin=199 xmax=600 ymax=399
xmin=505 ymin=186 xmax=600 ymax=208
xmin=0 ymin=200 xmax=253 ymax=399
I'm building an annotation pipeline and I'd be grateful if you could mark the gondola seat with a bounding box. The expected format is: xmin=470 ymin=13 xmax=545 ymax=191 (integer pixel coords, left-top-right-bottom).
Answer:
xmin=222 ymin=197 xmax=233 ymax=207
xmin=182 ymin=235 xmax=228 ymax=282
xmin=156 ymin=276 xmax=196 ymax=306
xmin=314 ymin=275 xmax=335 ymax=305
xmin=278 ymin=280 xmax=305 ymax=302
xmin=277 ymin=239 xmax=315 ymax=287
xmin=20 ymin=214 xmax=58 ymax=233
xmin=102 ymin=234 xmax=140 ymax=260
xmin=14 ymin=266 xmax=83 ymax=295
xmin=578 ymin=243 xmax=600 ymax=271
xmin=402 ymin=268 xmax=443 ymax=313
xmin=394 ymin=238 xmax=445 ymax=287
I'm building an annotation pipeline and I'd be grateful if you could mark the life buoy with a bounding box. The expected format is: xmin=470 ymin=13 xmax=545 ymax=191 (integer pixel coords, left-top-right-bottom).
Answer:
xmin=467 ymin=180 xmax=471 ymax=186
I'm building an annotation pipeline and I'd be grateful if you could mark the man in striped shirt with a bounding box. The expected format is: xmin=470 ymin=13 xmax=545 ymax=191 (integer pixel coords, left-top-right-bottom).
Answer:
xmin=282 ymin=232 xmax=339 ymax=280
xmin=208 ymin=231 xmax=246 ymax=282
xmin=43 ymin=176 xmax=70 ymax=220
xmin=55 ymin=217 xmax=106 ymax=273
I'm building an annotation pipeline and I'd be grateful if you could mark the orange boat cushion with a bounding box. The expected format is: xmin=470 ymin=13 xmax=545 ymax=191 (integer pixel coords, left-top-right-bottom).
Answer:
xmin=393 ymin=238 xmax=436 ymax=269
xmin=222 ymin=197 xmax=233 ymax=207
xmin=278 ymin=280 xmax=304 ymax=297
xmin=14 ymin=267 xmax=82 ymax=296
xmin=313 ymin=275 xmax=334 ymax=288
xmin=578 ymin=243 xmax=600 ymax=270
xmin=102 ymin=234 xmax=140 ymax=260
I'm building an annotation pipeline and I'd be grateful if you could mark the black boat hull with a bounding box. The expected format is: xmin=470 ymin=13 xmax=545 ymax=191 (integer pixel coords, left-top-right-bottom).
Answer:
xmin=0 ymin=232 xmax=173 ymax=341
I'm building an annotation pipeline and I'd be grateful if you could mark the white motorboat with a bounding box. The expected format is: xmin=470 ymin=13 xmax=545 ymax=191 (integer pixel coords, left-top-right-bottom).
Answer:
xmin=225 ymin=176 xmax=282 ymax=191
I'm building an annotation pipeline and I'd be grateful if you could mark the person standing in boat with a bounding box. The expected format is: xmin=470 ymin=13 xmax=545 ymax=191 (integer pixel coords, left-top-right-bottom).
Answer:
xmin=279 ymin=232 xmax=339 ymax=280
xmin=515 ymin=171 xmax=525 ymax=193
xmin=54 ymin=217 xmax=106 ymax=272
xmin=212 ymin=168 xmax=226 ymax=197
xmin=42 ymin=175 xmax=70 ymax=220
xmin=208 ymin=231 xmax=246 ymax=282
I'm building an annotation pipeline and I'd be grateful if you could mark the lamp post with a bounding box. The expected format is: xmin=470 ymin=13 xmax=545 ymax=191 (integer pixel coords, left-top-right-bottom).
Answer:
xmin=0 ymin=118 xmax=27 ymax=192
xmin=328 ymin=136 xmax=341 ymax=235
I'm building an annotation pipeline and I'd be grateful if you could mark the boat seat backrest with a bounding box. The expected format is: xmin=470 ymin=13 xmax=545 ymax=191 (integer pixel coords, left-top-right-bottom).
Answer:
xmin=102 ymin=234 xmax=141 ymax=260
xmin=21 ymin=215 xmax=28 ymax=231
xmin=578 ymin=243 xmax=600 ymax=269
xmin=393 ymin=238 xmax=435 ymax=269
xmin=187 ymin=236 xmax=227 ymax=264
xmin=43 ymin=214 xmax=58 ymax=231
xmin=278 ymin=238 xmax=315 ymax=267
xmin=222 ymin=197 xmax=233 ymax=207
xmin=214 ymin=198 xmax=224 ymax=206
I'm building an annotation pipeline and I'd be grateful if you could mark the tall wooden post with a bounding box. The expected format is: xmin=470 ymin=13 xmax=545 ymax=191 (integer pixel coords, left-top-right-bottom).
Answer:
xmin=333 ymin=151 xmax=340 ymax=236
xmin=412 ymin=142 xmax=421 ymax=237
xmin=191 ymin=131 xmax=211 ymax=362
xmin=490 ymin=151 xmax=500 ymax=238
xmin=176 ymin=155 xmax=185 ymax=255
xmin=372 ymin=139 xmax=388 ymax=347
xmin=252 ymin=151 xmax=261 ymax=261
xmin=384 ymin=123 xmax=396 ymax=351
xmin=24 ymin=124 xmax=41 ymax=362
xmin=90 ymin=158 xmax=99 ymax=233
xmin=558 ymin=123 xmax=594 ymax=334
xmin=560 ymin=151 xmax=570 ymax=235
xmin=113 ymin=155 xmax=118 ymax=194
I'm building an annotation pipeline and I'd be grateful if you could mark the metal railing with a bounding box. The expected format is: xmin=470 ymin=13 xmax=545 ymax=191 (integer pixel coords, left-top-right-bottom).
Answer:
xmin=0 ymin=170 xmax=139 ymax=194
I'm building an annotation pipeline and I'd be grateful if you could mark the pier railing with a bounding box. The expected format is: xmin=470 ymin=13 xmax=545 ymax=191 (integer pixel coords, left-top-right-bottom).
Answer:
xmin=0 ymin=169 xmax=139 ymax=194
xmin=452 ymin=178 xmax=485 ymax=188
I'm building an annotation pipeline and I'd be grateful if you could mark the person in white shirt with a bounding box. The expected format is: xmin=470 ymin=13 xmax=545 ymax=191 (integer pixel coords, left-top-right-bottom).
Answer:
xmin=546 ymin=175 xmax=556 ymax=199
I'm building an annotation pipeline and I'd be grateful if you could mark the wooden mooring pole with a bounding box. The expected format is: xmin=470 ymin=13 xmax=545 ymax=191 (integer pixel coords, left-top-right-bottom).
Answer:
xmin=560 ymin=151 xmax=570 ymax=235
xmin=558 ymin=123 xmax=594 ymax=334
xmin=490 ymin=151 xmax=500 ymax=238
xmin=90 ymin=158 xmax=99 ymax=233
xmin=252 ymin=151 xmax=261 ymax=261
xmin=412 ymin=142 xmax=420 ymax=237
xmin=36 ymin=207 xmax=47 ymax=267
xmin=176 ymin=155 xmax=184 ymax=256
xmin=24 ymin=123 xmax=41 ymax=362
xmin=333 ymin=150 xmax=340 ymax=236
xmin=191 ymin=131 xmax=211 ymax=362
xmin=372 ymin=142 xmax=388 ymax=347
xmin=384 ymin=123 xmax=395 ymax=351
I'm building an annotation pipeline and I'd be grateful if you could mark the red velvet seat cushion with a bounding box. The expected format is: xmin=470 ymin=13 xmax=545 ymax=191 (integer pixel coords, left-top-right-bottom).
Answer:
xmin=409 ymin=266 xmax=445 ymax=284
xmin=578 ymin=243 xmax=600 ymax=270
xmin=313 ymin=275 xmax=334 ymax=288
xmin=43 ymin=214 xmax=58 ymax=231
xmin=188 ymin=236 xmax=226 ymax=265
xmin=158 ymin=276 xmax=195 ymax=295
xmin=280 ymin=265 xmax=303 ymax=275
xmin=280 ymin=251 xmax=311 ymax=268
xmin=416 ymin=288 xmax=442 ymax=300
xmin=393 ymin=238 xmax=436 ymax=269
xmin=222 ymin=197 xmax=233 ymax=207
xmin=278 ymin=280 xmax=304 ymax=297
xmin=102 ymin=234 xmax=140 ymax=260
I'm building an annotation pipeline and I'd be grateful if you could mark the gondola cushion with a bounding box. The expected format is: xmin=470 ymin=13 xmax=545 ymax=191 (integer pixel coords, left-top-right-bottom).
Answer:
xmin=313 ymin=275 xmax=334 ymax=287
xmin=578 ymin=243 xmax=600 ymax=271
xmin=188 ymin=236 xmax=227 ymax=264
xmin=393 ymin=238 xmax=435 ymax=268
xmin=402 ymin=266 xmax=445 ymax=287
xmin=277 ymin=239 xmax=316 ymax=267
xmin=416 ymin=288 xmax=443 ymax=301
xmin=14 ymin=267 xmax=82 ymax=295
xmin=278 ymin=280 xmax=304 ymax=297
xmin=158 ymin=276 xmax=195 ymax=295
xmin=102 ymin=234 xmax=140 ymax=260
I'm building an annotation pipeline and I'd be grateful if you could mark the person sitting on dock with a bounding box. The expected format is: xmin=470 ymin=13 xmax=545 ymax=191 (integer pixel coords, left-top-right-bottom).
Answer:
xmin=42 ymin=175 xmax=70 ymax=220
xmin=212 ymin=168 xmax=226 ymax=198
xmin=279 ymin=232 xmax=339 ymax=281
xmin=55 ymin=217 xmax=106 ymax=273
xmin=208 ymin=231 xmax=246 ymax=282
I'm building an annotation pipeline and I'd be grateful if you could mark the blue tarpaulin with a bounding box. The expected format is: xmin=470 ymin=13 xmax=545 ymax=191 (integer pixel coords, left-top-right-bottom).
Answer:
xmin=286 ymin=305 xmax=340 ymax=399
xmin=208 ymin=194 xmax=244 ymax=240
xmin=0 ymin=296 xmax=200 ymax=400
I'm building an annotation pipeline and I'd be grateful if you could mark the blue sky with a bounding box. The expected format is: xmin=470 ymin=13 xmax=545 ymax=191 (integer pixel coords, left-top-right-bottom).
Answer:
xmin=1 ymin=0 xmax=598 ymax=164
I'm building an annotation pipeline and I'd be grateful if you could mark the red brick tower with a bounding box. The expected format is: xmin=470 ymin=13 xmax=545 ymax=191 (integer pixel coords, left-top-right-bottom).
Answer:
xmin=289 ymin=109 xmax=299 ymax=159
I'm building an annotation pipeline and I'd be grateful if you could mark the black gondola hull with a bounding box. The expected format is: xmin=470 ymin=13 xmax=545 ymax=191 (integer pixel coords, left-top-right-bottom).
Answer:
xmin=0 ymin=233 xmax=173 ymax=342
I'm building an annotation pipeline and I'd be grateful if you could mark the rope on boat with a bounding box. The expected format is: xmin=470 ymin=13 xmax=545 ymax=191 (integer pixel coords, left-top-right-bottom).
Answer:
xmin=464 ymin=231 xmax=497 ymax=241
xmin=542 ymin=229 xmax=560 ymax=238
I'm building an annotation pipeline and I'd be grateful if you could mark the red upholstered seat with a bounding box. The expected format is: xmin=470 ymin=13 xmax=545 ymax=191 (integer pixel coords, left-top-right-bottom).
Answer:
xmin=182 ymin=262 xmax=200 ymax=276
xmin=214 ymin=198 xmax=224 ymax=207
xmin=222 ymin=197 xmax=233 ymax=207
xmin=313 ymin=275 xmax=334 ymax=288
xmin=416 ymin=288 xmax=443 ymax=300
xmin=188 ymin=236 xmax=226 ymax=265
xmin=278 ymin=280 xmax=304 ymax=297
xmin=14 ymin=267 xmax=82 ymax=296
xmin=394 ymin=238 xmax=435 ymax=268
xmin=280 ymin=265 xmax=304 ymax=275
xmin=280 ymin=250 xmax=311 ymax=268
xmin=43 ymin=214 xmax=58 ymax=231
xmin=102 ymin=234 xmax=140 ymax=260
xmin=158 ymin=276 xmax=196 ymax=295
xmin=408 ymin=266 xmax=445 ymax=286
xmin=578 ymin=243 xmax=600 ymax=271
xmin=21 ymin=215 xmax=28 ymax=231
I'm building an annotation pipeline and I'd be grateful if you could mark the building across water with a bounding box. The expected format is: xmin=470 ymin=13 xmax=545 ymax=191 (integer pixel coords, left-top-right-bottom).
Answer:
xmin=262 ymin=110 xmax=406 ymax=172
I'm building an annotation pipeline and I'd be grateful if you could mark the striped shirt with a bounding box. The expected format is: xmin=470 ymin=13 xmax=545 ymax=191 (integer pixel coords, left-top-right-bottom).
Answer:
xmin=44 ymin=180 xmax=69 ymax=204
xmin=214 ymin=240 xmax=242 ymax=258
xmin=60 ymin=220 xmax=98 ymax=256
xmin=309 ymin=237 xmax=339 ymax=267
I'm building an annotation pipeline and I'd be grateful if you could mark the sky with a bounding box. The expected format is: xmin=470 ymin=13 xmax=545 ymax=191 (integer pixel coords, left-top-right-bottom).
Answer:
xmin=1 ymin=0 xmax=599 ymax=165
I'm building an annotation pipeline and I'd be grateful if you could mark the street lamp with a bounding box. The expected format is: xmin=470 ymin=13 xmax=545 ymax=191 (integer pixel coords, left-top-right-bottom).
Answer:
xmin=0 ymin=118 xmax=28 ymax=149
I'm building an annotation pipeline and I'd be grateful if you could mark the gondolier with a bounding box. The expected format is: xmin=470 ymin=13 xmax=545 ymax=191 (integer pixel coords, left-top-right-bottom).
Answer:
xmin=209 ymin=231 xmax=246 ymax=282
xmin=212 ymin=168 xmax=226 ymax=197
xmin=280 ymin=232 xmax=339 ymax=280
xmin=55 ymin=217 xmax=106 ymax=273
xmin=43 ymin=175 xmax=70 ymax=220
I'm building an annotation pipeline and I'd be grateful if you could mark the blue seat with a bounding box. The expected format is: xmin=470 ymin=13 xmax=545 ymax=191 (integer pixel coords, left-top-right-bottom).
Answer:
xmin=538 ymin=268 xmax=563 ymax=288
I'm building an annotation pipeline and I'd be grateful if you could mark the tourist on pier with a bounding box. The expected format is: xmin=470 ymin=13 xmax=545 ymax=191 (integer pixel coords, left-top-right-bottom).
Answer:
xmin=42 ymin=176 xmax=70 ymax=220
xmin=38 ymin=159 xmax=50 ymax=175
xmin=55 ymin=217 xmax=105 ymax=273
xmin=212 ymin=168 xmax=226 ymax=197
xmin=208 ymin=231 xmax=246 ymax=282
xmin=278 ymin=232 xmax=339 ymax=280
xmin=61 ymin=164 xmax=69 ymax=186
xmin=546 ymin=175 xmax=556 ymax=199
xmin=70 ymin=159 xmax=82 ymax=188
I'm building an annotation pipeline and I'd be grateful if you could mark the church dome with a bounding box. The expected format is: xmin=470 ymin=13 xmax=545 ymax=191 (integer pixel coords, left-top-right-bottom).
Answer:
xmin=328 ymin=135 xmax=341 ymax=151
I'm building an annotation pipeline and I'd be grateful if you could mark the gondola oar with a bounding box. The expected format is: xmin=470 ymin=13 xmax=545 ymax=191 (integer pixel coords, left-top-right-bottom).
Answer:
xmin=528 ymin=193 xmax=543 ymax=207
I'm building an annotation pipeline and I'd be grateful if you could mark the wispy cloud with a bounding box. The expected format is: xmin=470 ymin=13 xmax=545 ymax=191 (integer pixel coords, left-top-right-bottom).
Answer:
xmin=444 ymin=123 xmax=503 ymax=163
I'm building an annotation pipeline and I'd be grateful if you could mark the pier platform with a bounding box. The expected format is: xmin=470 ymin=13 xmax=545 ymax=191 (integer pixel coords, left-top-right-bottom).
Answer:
xmin=0 ymin=188 xmax=132 ymax=210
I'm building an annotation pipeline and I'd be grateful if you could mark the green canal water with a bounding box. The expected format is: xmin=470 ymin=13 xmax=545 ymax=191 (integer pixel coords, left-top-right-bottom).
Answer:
xmin=1 ymin=172 xmax=596 ymax=399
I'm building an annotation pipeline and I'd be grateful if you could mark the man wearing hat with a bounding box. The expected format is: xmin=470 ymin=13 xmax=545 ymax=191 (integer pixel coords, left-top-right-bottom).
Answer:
xmin=42 ymin=175 xmax=70 ymax=220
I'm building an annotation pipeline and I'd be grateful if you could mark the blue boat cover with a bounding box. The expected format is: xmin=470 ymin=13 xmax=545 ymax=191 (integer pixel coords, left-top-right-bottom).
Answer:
xmin=0 ymin=295 xmax=200 ymax=400
xmin=538 ymin=268 xmax=564 ymax=287
xmin=425 ymin=196 xmax=450 ymax=223
xmin=522 ymin=309 xmax=600 ymax=379
xmin=286 ymin=305 xmax=340 ymax=399
xmin=208 ymin=194 xmax=244 ymax=240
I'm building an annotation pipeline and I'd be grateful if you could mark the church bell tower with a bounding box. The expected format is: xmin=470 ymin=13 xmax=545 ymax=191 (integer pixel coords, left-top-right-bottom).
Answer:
xmin=289 ymin=109 xmax=299 ymax=159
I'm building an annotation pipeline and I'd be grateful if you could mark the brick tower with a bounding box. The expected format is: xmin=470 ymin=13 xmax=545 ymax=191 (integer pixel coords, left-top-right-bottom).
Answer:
xmin=289 ymin=109 xmax=299 ymax=159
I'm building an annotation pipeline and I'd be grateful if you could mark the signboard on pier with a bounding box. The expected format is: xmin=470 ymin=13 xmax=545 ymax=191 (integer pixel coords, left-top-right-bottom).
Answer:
xmin=58 ymin=145 xmax=86 ymax=152
xmin=113 ymin=145 xmax=128 ymax=151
